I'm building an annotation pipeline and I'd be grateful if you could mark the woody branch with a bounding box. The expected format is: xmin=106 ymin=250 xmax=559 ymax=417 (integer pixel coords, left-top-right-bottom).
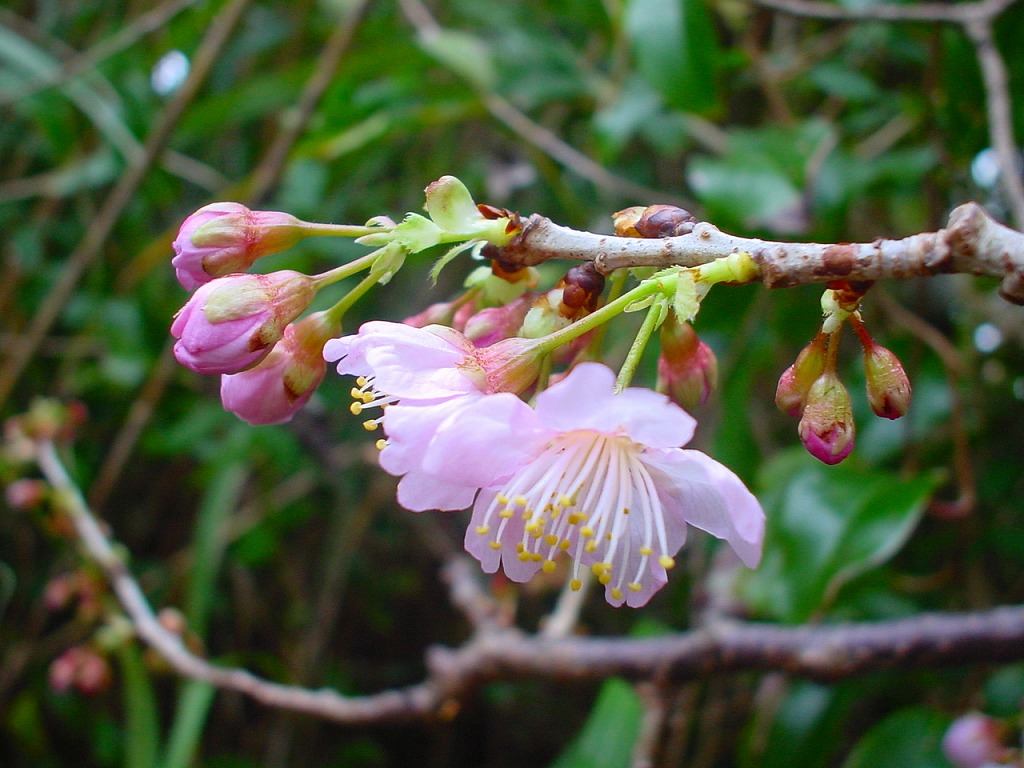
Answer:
xmin=493 ymin=202 xmax=1024 ymax=304
xmin=37 ymin=436 xmax=1024 ymax=726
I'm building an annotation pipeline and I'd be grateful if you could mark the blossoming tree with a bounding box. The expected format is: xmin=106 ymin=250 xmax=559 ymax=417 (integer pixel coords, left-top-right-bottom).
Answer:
xmin=5 ymin=0 xmax=1024 ymax=766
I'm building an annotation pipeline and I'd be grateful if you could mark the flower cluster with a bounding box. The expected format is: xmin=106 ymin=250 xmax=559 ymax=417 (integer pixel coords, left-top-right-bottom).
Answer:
xmin=168 ymin=181 xmax=769 ymax=607
xmin=776 ymin=283 xmax=911 ymax=464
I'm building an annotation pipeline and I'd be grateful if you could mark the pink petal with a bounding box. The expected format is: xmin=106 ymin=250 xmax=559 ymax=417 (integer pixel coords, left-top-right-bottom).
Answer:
xmin=643 ymin=449 xmax=765 ymax=568
xmin=420 ymin=393 xmax=540 ymax=488
xmin=535 ymin=363 xmax=697 ymax=447
xmin=395 ymin=469 xmax=478 ymax=512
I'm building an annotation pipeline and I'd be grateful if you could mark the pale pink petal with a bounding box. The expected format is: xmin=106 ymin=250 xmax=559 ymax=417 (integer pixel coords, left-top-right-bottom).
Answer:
xmin=396 ymin=469 xmax=478 ymax=512
xmin=643 ymin=449 xmax=765 ymax=568
xmin=534 ymin=363 xmax=697 ymax=447
xmin=465 ymin=492 xmax=544 ymax=583
xmin=420 ymin=393 xmax=541 ymax=488
xmin=378 ymin=400 xmax=471 ymax=477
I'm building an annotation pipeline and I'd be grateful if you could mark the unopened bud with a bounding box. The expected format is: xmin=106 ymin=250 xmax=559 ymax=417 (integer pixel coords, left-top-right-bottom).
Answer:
xmin=942 ymin=713 xmax=1006 ymax=768
xmin=49 ymin=646 xmax=112 ymax=696
xmin=657 ymin=318 xmax=718 ymax=410
xmin=463 ymin=294 xmax=534 ymax=348
xmin=171 ymin=271 xmax=318 ymax=375
xmin=863 ymin=341 xmax=911 ymax=419
xmin=635 ymin=205 xmax=698 ymax=238
xmin=798 ymin=372 xmax=855 ymax=465
xmin=220 ymin=310 xmax=339 ymax=425
xmin=5 ymin=478 xmax=48 ymax=510
xmin=173 ymin=203 xmax=307 ymax=290
xmin=776 ymin=333 xmax=828 ymax=417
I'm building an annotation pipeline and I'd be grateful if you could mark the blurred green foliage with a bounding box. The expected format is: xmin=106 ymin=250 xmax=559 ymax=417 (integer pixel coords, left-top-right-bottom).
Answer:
xmin=2 ymin=0 xmax=1024 ymax=766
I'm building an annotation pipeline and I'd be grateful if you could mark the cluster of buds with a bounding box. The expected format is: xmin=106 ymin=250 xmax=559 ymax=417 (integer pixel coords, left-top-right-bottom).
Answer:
xmin=48 ymin=645 xmax=113 ymax=696
xmin=169 ymin=177 xmax=521 ymax=425
xmin=776 ymin=283 xmax=911 ymax=464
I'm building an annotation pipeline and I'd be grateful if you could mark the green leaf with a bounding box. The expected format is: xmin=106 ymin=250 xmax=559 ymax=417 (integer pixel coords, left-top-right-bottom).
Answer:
xmin=739 ymin=451 xmax=940 ymax=622
xmin=161 ymin=681 xmax=217 ymax=768
xmin=623 ymin=0 xmax=721 ymax=114
xmin=549 ymin=678 xmax=643 ymax=768
xmin=118 ymin=644 xmax=161 ymax=768
xmin=419 ymin=30 xmax=497 ymax=89
xmin=841 ymin=707 xmax=952 ymax=768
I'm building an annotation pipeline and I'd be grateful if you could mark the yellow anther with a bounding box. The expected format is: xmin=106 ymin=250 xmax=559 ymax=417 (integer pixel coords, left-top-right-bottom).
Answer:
xmin=475 ymin=525 xmax=490 ymax=535
xmin=570 ymin=578 xmax=583 ymax=591
xmin=622 ymin=507 xmax=630 ymax=515
xmin=584 ymin=541 xmax=598 ymax=553
xmin=580 ymin=526 xmax=595 ymax=538
xmin=542 ymin=560 xmax=556 ymax=573
xmin=497 ymin=494 xmax=510 ymax=505
xmin=514 ymin=495 xmax=529 ymax=507
xmin=516 ymin=542 xmax=526 ymax=553
xmin=544 ymin=534 xmax=559 ymax=546
xmin=567 ymin=513 xmax=582 ymax=525
xmin=374 ymin=439 xmax=387 ymax=451
xmin=517 ymin=551 xmax=530 ymax=561
xmin=362 ymin=420 xmax=378 ymax=431
xmin=530 ymin=553 xmax=542 ymax=562
xmin=499 ymin=508 xmax=514 ymax=519
xmin=559 ymin=494 xmax=573 ymax=507
xmin=611 ymin=588 xmax=623 ymax=601
xmin=591 ymin=563 xmax=607 ymax=576
xmin=639 ymin=546 xmax=653 ymax=556
xmin=489 ymin=541 xmax=502 ymax=550
xmin=605 ymin=532 xmax=613 ymax=541
xmin=355 ymin=376 xmax=368 ymax=387
xmin=349 ymin=402 xmax=363 ymax=415
xmin=658 ymin=555 xmax=676 ymax=570
xmin=525 ymin=522 xmax=540 ymax=534
xmin=628 ymin=582 xmax=643 ymax=592
xmin=558 ymin=540 xmax=571 ymax=551
xmin=522 ymin=510 xmax=533 ymax=520
xmin=598 ymin=572 xmax=612 ymax=585
xmin=360 ymin=392 xmax=375 ymax=404
xmin=350 ymin=387 xmax=363 ymax=399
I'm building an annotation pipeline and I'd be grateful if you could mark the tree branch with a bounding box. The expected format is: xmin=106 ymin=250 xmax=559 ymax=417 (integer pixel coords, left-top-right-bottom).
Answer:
xmin=492 ymin=202 xmax=1024 ymax=303
xmin=35 ymin=437 xmax=1024 ymax=726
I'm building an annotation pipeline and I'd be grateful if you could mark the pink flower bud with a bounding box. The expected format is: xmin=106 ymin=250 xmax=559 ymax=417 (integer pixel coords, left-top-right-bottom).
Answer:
xmin=657 ymin=318 xmax=718 ymax=410
xmin=49 ymin=647 xmax=112 ymax=696
xmin=942 ymin=713 xmax=1006 ymax=768
xmin=171 ymin=271 xmax=317 ymax=375
xmin=463 ymin=294 xmax=534 ymax=348
xmin=172 ymin=203 xmax=306 ymax=290
xmin=220 ymin=311 xmax=339 ymax=425
xmin=863 ymin=342 xmax=912 ymax=419
xmin=4 ymin=478 xmax=48 ymax=510
xmin=798 ymin=372 xmax=855 ymax=465
xmin=476 ymin=335 xmax=547 ymax=394
xmin=776 ymin=333 xmax=827 ymax=417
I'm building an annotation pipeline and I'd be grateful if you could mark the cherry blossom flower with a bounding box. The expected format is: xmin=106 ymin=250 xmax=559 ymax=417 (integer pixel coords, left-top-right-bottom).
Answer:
xmin=323 ymin=321 xmax=544 ymax=511
xmin=424 ymin=363 xmax=765 ymax=608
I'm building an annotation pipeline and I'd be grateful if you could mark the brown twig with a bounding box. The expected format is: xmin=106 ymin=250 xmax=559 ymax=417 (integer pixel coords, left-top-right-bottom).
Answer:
xmin=36 ymin=437 xmax=1024 ymax=726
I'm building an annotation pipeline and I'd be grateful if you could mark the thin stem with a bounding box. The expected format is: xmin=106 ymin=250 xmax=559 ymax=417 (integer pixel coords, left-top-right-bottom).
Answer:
xmin=615 ymin=300 xmax=665 ymax=392
xmin=313 ymin=250 xmax=380 ymax=287
xmin=323 ymin=271 xmax=381 ymax=323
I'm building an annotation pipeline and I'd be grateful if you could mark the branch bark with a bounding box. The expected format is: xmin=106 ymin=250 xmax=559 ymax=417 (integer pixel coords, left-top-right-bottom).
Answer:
xmin=493 ymin=202 xmax=1024 ymax=304
xmin=36 ymin=438 xmax=1024 ymax=726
